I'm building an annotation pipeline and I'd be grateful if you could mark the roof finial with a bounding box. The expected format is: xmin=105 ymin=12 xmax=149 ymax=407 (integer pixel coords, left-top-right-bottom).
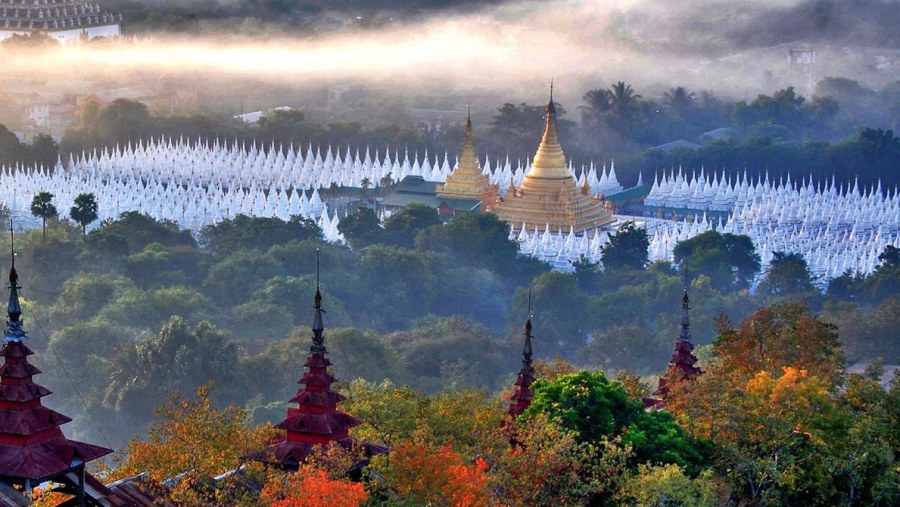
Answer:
xmin=5 ymin=218 xmax=24 ymax=342
xmin=311 ymin=248 xmax=326 ymax=353
xmin=9 ymin=219 xmax=14 ymax=273
xmin=680 ymin=282 xmax=691 ymax=343
xmin=550 ymin=78 xmax=554 ymax=102
xmin=523 ymin=287 xmax=533 ymax=364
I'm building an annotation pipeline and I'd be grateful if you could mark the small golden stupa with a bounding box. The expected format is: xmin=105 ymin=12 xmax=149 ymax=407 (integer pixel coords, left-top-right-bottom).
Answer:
xmin=492 ymin=87 xmax=614 ymax=233
xmin=435 ymin=108 xmax=498 ymax=210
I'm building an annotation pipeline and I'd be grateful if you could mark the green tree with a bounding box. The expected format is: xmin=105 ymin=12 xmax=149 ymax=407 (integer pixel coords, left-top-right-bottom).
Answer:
xmin=0 ymin=123 xmax=23 ymax=166
xmin=608 ymin=81 xmax=643 ymax=121
xmin=69 ymin=192 xmax=98 ymax=235
xmin=618 ymin=464 xmax=719 ymax=507
xmin=620 ymin=410 xmax=712 ymax=475
xmin=601 ymin=221 xmax=649 ymax=270
xmin=879 ymin=245 xmax=900 ymax=267
xmin=30 ymin=191 xmax=57 ymax=241
xmin=97 ymin=98 xmax=151 ymax=145
xmin=663 ymin=86 xmax=697 ymax=116
xmin=256 ymin=108 xmax=312 ymax=144
xmin=673 ymin=231 xmax=760 ymax=290
xmin=355 ymin=245 xmax=439 ymax=330
xmin=104 ymin=316 xmax=238 ymax=420
xmin=486 ymin=101 xmax=576 ymax=158
xmin=382 ymin=203 xmax=442 ymax=248
xmin=757 ymin=251 xmax=816 ymax=296
xmin=200 ymin=214 xmax=321 ymax=254
xmin=383 ymin=316 xmax=505 ymax=391
xmin=337 ymin=207 xmax=383 ymax=249
xmin=525 ymin=370 xmax=641 ymax=443
xmin=512 ymin=272 xmax=589 ymax=357
xmin=88 ymin=211 xmax=195 ymax=254
xmin=417 ymin=212 xmax=542 ymax=282
xmin=29 ymin=134 xmax=59 ymax=169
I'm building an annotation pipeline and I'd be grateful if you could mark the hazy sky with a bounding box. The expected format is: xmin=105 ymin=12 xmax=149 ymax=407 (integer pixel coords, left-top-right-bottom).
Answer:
xmin=1 ymin=0 xmax=895 ymax=104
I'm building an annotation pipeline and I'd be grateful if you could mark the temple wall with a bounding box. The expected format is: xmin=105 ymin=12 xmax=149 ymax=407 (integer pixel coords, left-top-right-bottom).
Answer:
xmin=0 ymin=23 xmax=119 ymax=44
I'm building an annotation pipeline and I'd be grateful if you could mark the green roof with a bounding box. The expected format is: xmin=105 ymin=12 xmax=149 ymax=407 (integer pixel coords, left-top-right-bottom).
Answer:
xmin=606 ymin=185 xmax=651 ymax=204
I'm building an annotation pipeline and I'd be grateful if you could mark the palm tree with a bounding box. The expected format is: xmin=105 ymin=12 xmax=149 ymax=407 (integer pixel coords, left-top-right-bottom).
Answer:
xmin=663 ymin=86 xmax=696 ymax=115
xmin=360 ymin=177 xmax=372 ymax=207
xmin=30 ymin=191 xmax=57 ymax=241
xmin=579 ymin=89 xmax=612 ymax=131
xmin=70 ymin=192 xmax=98 ymax=235
xmin=608 ymin=81 xmax=642 ymax=120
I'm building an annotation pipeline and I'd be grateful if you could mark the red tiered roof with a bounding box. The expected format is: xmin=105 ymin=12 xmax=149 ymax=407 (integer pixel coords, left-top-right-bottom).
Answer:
xmin=507 ymin=318 xmax=536 ymax=418
xmin=645 ymin=289 xmax=702 ymax=407
xmin=0 ymin=267 xmax=111 ymax=483
xmin=251 ymin=288 xmax=386 ymax=469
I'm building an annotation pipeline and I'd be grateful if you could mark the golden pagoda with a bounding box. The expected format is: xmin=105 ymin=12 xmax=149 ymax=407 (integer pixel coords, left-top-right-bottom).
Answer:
xmin=492 ymin=89 xmax=614 ymax=233
xmin=435 ymin=109 xmax=498 ymax=211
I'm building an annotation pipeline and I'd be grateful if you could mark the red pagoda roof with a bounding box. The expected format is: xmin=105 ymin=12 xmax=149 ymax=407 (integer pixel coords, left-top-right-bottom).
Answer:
xmin=0 ymin=267 xmax=111 ymax=483
xmin=249 ymin=286 xmax=386 ymax=469
xmin=508 ymin=317 xmax=536 ymax=419
xmin=651 ymin=289 xmax=702 ymax=400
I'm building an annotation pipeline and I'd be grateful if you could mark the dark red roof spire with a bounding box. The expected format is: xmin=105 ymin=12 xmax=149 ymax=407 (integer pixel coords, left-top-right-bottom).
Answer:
xmin=508 ymin=289 xmax=537 ymax=418
xmin=0 ymin=223 xmax=111 ymax=497
xmin=647 ymin=287 xmax=702 ymax=406
xmin=250 ymin=249 xmax=386 ymax=469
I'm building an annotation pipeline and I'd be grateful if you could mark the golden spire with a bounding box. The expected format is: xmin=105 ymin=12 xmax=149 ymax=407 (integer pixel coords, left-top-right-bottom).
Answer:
xmin=436 ymin=105 xmax=497 ymax=203
xmin=528 ymin=82 xmax=568 ymax=179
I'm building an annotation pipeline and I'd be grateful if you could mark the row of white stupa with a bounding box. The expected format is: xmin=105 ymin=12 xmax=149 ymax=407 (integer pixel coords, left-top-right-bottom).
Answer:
xmin=642 ymin=168 xmax=891 ymax=213
xmin=66 ymin=137 xmax=625 ymax=200
xmin=0 ymin=136 xmax=624 ymax=242
xmin=512 ymin=174 xmax=899 ymax=287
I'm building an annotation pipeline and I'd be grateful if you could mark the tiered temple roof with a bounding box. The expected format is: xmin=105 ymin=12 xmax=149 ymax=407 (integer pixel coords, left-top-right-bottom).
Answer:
xmin=250 ymin=277 xmax=386 ymax=469
xmin=507 ymin=314 xmax=536 ymax=418
xmin=492 ymin=88 xmax=614 ymax=233
xmin=645 ymin=288 xmax=702 ymax=408
xmin=0 ymin=0 xmax=121 ymax=32
xmin=435 ymin=109 xmax=498 ymax=210
xmin=0 ymin=261 xmax=111 ymax=496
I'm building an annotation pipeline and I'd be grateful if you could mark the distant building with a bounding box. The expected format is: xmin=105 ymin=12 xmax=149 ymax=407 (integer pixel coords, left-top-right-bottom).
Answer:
xmin=235 ymin=106 xmax=293 ymax=125
xmin=0 ymin=1 xmax=122 ymax=44
xmin=380 ymin=175 xmax=482 ymax=217
xmin=651 ymin=139 xmax=701 ymax=153
xmin=26 ymin=93 xmax=78 ymax=138
xmin=699 ymin=127 xmax=736 ymax=143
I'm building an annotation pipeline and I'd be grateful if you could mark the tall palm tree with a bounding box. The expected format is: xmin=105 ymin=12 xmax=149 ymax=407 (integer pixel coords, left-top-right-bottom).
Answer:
xmin=70 ymin=192 xmax=98 ymax=235
xmin=663 ymin=86 xmax=696 ymax=115
xmin=608 ymin=81 xmax=642 ymax=120
xmin=579 ymin=89 xmax=612 ymax=130
xmin=30 ymin=191 xmax=57 ymax=241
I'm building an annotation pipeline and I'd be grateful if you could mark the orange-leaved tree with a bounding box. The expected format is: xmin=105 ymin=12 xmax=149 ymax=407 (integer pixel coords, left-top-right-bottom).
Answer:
xmin=110 ymin=384 xmax=277 ymax=505
xmin=384 ymin=441 xmax=491 ymax=507
xmin=260 ymin=464 xmax=367 ymax=507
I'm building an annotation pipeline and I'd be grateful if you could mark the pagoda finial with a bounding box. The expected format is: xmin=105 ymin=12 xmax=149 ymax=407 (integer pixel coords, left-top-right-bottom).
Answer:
xmin=311 ymin=248 xmax=326 ymax=354
xmin=679 ymin=285 xmax=691 ymax=342
xmin=547 ymin=79 xmax=556 ymax=116
xmin=522 ymin=288 xmax=533 ymax=365
xmin=5 ymin=220 xmax=24 ymax=342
